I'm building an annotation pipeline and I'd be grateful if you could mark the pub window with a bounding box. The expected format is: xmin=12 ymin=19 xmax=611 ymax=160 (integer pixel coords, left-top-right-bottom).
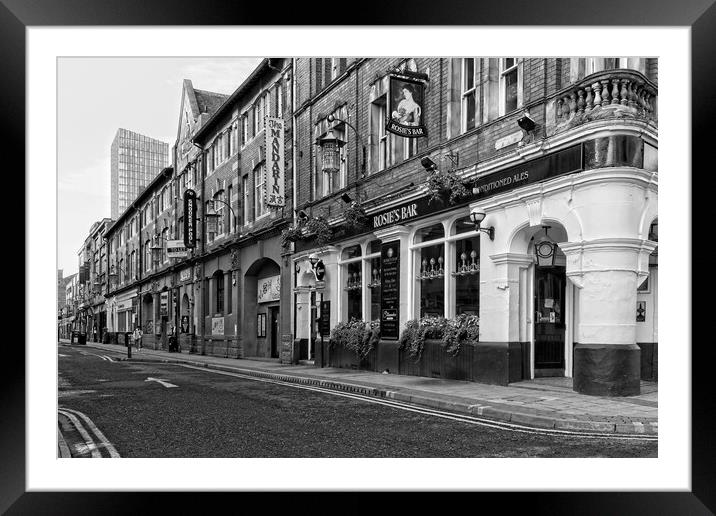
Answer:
xmin=412 ymin=222 xmax=446 ymax=318
xmin=341 ymin=245 xmax=363 ymax=321
xmin=451 ymin=216 xmax=481 ymax=316
xmin=367 ymin=240 xmax=382 ymax=322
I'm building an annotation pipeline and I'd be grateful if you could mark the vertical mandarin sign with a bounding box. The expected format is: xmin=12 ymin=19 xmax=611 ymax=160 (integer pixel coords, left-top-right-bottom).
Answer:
xmin=264 ymin=117 xmax=285 ymax=207
xmin=183 ymin=189 xmax=196 ymax=248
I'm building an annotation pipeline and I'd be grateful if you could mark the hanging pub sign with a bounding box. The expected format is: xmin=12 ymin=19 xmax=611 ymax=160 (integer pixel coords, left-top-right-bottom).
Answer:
xmin=183 ymin=189 xmax=197 ymax=248
xmin=386 ymin=75 xmax=427 ymax=138
xmin=264 ymin=116 xmax=286 ymax=207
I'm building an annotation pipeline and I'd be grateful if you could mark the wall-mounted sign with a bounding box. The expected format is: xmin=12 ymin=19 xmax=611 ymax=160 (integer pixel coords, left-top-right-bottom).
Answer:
xmin=212 ymin=317 xmax=224 ymax=335
xmin=380 ymin=241 xmax=401 ymax=340
xmin=257 ymin=275 xmax=281 ymax=303
xmin=167 ymin=240 xmax=188 ymax=259
xmin=180 ymin=268 xmax=192 ymax=282
xmin=370 ymin=144 xmax=584 ymax=232
xmin=387 ymin=75 xmax=427 ymax=138
xmin=160 ymin=291 xmax=169 ymax=316
xmin=264 ymin=116 xmax=286 ymax=207
xmin=257 ymin=313 xmax=267 ymax=338
xmin=183 ymin=189 xmax=197 ymax=248
xmin=319 ymin=301 xmax=331 ymax=338
xmin=314 ymin=260 xmax=326 ymax=281
xmin=180 ymin=315 xmax=189 ymax=333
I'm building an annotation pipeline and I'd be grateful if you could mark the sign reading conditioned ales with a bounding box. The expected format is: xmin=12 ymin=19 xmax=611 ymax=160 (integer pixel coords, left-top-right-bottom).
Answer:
xmin=371 ymin=144 xmax=583 ymax=231
xmin=380 ymin=241 xmax=401 ymax=340
xmin=387 ymin=75 xmax=427 ymax=138
xmin=183 ymin=189 xmax=197 ymax=248
xmin=264 ymin=116 xmax=286 ymax=207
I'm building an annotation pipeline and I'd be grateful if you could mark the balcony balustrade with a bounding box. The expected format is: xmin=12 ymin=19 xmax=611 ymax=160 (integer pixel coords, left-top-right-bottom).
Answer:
xmin=555 ymin=69 xmax=657 ymax=131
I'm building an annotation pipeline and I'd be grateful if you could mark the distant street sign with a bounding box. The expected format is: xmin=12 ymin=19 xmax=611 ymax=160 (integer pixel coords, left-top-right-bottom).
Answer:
xmin=167 ymin=240 xmax=188 ymax=259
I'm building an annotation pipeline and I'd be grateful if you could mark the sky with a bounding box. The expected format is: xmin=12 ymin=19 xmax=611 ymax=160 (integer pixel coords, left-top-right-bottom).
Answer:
xmin=57 ymin=57 xmax=262 ymax=276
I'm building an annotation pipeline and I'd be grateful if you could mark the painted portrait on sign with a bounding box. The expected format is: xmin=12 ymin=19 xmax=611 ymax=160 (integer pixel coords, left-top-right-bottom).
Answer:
xmin=387 ymin=76 xmax=427 ymax=137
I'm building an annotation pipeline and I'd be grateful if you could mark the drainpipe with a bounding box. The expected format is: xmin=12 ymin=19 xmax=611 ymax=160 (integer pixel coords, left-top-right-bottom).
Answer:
xmin=291 ymin=58 xmax=298 ymax=352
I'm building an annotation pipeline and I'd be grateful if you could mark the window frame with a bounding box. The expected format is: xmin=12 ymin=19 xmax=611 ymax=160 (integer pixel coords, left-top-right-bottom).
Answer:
xmin=461 ymin=58 xmax=478 ymax=133
xmin=499 ymin=57 xmax=520 ymax=117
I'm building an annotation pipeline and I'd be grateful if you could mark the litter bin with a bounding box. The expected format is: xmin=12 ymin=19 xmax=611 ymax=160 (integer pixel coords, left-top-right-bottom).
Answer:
xmin=77 ymin=333 xmax=87 ymax=345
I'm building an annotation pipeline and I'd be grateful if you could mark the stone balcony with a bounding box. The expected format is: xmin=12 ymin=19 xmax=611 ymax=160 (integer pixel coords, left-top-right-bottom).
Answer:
xmin=549 ymin=69 xmax=658 ymax=136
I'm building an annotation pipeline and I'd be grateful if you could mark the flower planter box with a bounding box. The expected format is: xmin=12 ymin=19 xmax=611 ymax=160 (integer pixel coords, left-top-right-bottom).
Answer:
xmin=327 ymin=341 xmax=377 ymax=371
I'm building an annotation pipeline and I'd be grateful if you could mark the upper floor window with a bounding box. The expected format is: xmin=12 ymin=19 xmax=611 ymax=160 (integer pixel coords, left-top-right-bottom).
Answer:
xmin=161 ymin=227 xmax=169 ymax=263
xmin=214 ymin=190 xmax=226 ymax=237
xmin=369 ymin=94 xmax=418 ymax=174
xmin=462 ymin=58 xmax=478 ymax=132
xmin=500 ymin=58 xmax=519 ymax=115
xmin=254 ymin=165 xmax=267 ymax=219
xmin=241 ymin=113 xmax=249 ymax=147
xmin=242 ymin=175 xmax=249 ymax=225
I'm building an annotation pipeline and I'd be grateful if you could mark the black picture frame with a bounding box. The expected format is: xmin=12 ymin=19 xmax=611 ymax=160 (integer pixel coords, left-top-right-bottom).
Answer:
xmin=257 ymin=313 xmax=266 ymax=338
xmin=8 ymin=0 xmax=710 ymax=512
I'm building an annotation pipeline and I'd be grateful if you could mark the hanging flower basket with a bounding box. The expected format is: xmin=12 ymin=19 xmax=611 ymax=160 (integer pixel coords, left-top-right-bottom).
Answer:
xmin=425 ymin=170 xmax=470 ymax=206
xmin=343 ymin=202 xmax=370 ymax=232
xmin=305 ymin=215 xmax=333 ymax=247
xmin=281 ymin=225 xmax=304 ymax=249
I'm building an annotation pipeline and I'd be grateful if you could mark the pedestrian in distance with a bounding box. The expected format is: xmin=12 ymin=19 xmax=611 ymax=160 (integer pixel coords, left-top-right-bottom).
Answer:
xmin=133 ymin=326 xmax=143 ymax=352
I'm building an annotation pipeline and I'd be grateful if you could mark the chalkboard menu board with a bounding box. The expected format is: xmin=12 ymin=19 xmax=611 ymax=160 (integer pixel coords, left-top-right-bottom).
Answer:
xmin=380 ymin=241 xmax=400 ymax=340
xmin=319 ymin=301 xmax=331 ymax=337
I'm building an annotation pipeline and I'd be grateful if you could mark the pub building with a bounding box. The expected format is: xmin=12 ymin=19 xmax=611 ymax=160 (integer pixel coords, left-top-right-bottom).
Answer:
xmin=291 ymin=57 xmax=657 ymax=396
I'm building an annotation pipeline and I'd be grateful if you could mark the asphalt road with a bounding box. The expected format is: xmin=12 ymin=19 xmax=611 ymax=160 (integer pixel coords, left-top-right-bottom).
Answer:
xmin=58 ymin=345 xmax=658 ymax=458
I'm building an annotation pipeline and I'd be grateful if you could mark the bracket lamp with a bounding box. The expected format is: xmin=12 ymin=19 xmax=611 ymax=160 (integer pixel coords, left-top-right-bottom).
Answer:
xmin=470 ymin=207 xmax=495 ymax=241
xmin=308 ymin=252 xmax=320 ymax=268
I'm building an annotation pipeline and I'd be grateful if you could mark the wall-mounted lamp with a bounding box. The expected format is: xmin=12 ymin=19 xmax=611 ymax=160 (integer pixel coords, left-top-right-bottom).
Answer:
xmin=297 ymin=210 xmax=309 ymax=221
xmin=308 ymin=252 xmax=320 ymax=268
xmin=421 ymin=156 xmax=438 ymax=172
xmin=517 ymin=112 xmax=536 ymax=132
xmin=470 ymin=207 xmax=495 ymax=241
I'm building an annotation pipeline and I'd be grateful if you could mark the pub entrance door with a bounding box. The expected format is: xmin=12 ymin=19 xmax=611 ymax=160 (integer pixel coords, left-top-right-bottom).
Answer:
xmin=533 ymin=263 xmax=567 ymax=376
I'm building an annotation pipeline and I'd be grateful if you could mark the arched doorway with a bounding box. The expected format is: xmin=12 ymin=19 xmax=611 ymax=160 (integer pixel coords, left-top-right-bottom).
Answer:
xmin=530 ymin=224 xmax=568 ymax=377
xmin=244 ymin=258 xmax=281 ymax=358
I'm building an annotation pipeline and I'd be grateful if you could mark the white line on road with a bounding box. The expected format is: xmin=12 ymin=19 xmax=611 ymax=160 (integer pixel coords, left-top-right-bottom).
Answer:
xmin=145 ymin=377 xmax=178 ymax=388
xmin=176 ymin=363 xmax=656 ymax=442
xmin=60 ymin=407 xmax=120 ymax=458
xmin=57 ymin=427 xmax=72 ymax=458
xmin=58 ymin=409 xmax=102 ymax=458
xmin=58 ymin=354 xmax=69 ymax=357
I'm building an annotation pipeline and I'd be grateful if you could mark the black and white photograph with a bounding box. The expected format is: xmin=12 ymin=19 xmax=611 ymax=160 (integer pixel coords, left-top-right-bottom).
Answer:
xmin=55 ymin=54 xmax=662 ymax=459
xmin=11 ymin=16 xmax=705 ymax=508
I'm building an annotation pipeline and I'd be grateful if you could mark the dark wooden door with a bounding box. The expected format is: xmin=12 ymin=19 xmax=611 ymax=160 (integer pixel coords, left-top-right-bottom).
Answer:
xmin=534 ymin=265 xmax=566 ymax=375
xmin=270 ymin=307 xmax=279 ymax=358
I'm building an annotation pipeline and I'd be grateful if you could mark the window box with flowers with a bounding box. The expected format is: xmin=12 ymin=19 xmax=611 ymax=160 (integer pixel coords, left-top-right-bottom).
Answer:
xmin=328 ymin=319 xmax=380 ymax=370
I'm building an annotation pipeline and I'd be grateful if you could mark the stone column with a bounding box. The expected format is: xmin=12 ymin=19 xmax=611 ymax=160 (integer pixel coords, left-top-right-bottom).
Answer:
xmin=561 ymin=238 xmax=657 ymax=396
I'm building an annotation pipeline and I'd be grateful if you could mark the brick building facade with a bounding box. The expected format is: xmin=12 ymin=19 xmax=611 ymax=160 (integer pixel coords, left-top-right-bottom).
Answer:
xmin=290 ymin=57 xmax=658 ymax=395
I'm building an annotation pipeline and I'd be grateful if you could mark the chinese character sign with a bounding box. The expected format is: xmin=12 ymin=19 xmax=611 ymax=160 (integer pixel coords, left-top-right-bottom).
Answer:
xmin=264 ymin=117 xmax=285 ymax=207
xmin=257 ymin=275 xmax=281 ymax=303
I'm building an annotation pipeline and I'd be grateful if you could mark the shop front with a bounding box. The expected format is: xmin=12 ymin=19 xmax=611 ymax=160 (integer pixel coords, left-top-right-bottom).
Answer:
xmin=107 ymin=288 xmax=138 ymax=345
xmin=299 ymin=136 xmax=658 ymax=396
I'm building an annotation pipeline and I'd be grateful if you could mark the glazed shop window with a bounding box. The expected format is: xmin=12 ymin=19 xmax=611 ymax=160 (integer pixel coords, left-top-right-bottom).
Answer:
xmin=342 ymin=245 xmax=362 ymax=321
xmin=413 ymin=222 xmax=446 ymax=318
xmin=367 ymin=239 xmax=382 ymax=322
xmin=451 ymin=216 xmax=481 ymax=316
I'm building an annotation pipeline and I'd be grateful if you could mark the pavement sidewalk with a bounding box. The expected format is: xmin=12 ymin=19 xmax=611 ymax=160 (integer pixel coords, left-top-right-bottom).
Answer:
xmin=59 ymin=339 xmax=657 ymax=436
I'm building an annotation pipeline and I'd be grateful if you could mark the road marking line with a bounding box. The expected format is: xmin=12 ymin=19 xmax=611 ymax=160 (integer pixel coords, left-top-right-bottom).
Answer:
xmin=57 ymin=427 xmax=72 ymax=458
xmin=176 ymin=363 xmax=656 ymax=442
xmin=58 ymin=410 xmax=102 ymax=458
xmin=145 ymin=377 xmax=178 ymax=388
xmin=61 ymin=407 xmax=120 ymax=458
xmin=58 ymin=354 xmax=69 ymax=357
